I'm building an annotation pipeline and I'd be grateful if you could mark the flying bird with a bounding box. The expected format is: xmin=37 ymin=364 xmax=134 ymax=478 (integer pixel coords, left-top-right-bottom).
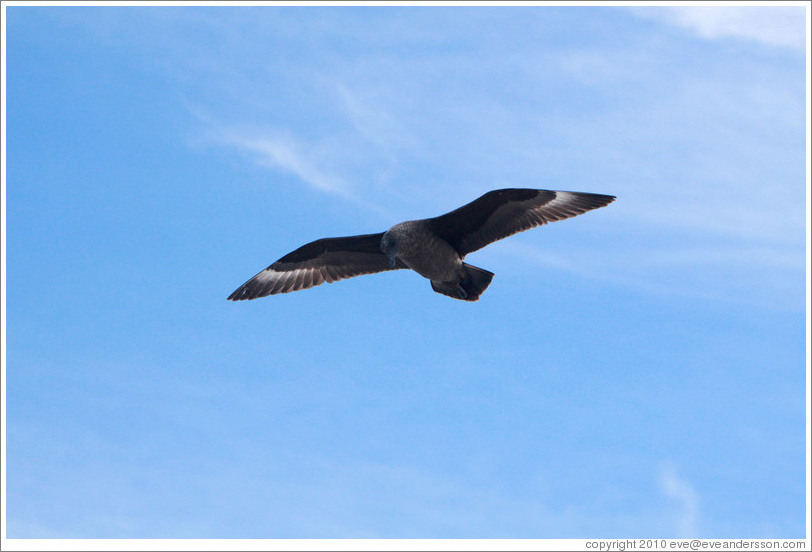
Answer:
xmin=228 ymin=188 xmax=615 ymax=302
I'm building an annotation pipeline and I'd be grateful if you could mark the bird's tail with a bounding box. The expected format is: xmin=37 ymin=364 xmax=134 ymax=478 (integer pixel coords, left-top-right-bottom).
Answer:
xmin=430 ymin=263 xmax=494 ymax=302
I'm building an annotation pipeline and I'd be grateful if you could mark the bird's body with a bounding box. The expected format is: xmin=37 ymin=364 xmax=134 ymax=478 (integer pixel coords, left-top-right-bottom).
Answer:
xmin=384 ymin=220 xmax=461 ymax=281
xmin=228 ymin=188 xmax=615 ymax=302
xmin=380 ymin=219 xmax=494 ymax=300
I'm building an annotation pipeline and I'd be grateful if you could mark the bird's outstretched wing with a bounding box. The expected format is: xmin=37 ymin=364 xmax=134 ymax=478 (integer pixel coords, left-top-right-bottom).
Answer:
xmin=426 ymin=189 xmax=615 ymax=257
xmin=227 ymin=233 xmax=406 ymax=300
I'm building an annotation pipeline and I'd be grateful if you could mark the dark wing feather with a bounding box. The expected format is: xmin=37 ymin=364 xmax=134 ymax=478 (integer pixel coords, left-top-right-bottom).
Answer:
xmin=227 ymin=232 xmax=406 ymax=300
xmin=427 ymin=189 xmax=615 ymax=257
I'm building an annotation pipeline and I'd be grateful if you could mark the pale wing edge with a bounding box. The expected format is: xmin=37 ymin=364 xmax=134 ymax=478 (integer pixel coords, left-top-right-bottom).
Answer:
xmin=455 ymin=190 xmax=615 ymax=256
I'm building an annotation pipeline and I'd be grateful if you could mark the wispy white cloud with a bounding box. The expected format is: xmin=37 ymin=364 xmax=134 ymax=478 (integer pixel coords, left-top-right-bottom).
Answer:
xmin=216 ymin=130 xmax=351 ymax=197
xmin=175 ymin=8 xmax=803 ymax=309
xmin=334 ymin=83 xmax=421 ymax=162
xmin=660 ymin=463 xmax=700 ymax=538
xmin=633 ymin=7 xmax=807 ymax=50
xmin=491 ymin=236 xmax=805 ymax=311
xmin=207 ymin=126 xmax=400 ymax=218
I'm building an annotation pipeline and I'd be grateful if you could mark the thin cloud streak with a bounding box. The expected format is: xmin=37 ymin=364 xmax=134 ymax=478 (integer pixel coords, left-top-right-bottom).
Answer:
xmin=203 ymin=125 xmax=395 ymax=219
xmin=495 ymin=239 xmax=805 ymax=310
xmin=633 ymin=7 xmax=807 ymax=50
xmin=334 ymin=83 xmax=421 ymax=163
xmin=218 ymin=131 xmax=351 ymax=197
xmin=660 ymin=464 xmax=700 ymax=538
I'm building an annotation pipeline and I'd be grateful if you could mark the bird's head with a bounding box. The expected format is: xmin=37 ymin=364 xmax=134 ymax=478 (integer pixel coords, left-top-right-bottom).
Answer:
xmin=380 ymin=230 xmax=399 ymax=268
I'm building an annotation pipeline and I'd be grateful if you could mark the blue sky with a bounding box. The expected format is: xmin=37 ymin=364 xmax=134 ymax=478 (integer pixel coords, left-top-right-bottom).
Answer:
xmin=3 ymin=4 xmax=808 ymax=540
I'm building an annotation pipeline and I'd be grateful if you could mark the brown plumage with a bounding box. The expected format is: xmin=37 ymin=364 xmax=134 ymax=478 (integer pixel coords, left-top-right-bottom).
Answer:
xmin=227 ymin=188 xmax=615 ymax=302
